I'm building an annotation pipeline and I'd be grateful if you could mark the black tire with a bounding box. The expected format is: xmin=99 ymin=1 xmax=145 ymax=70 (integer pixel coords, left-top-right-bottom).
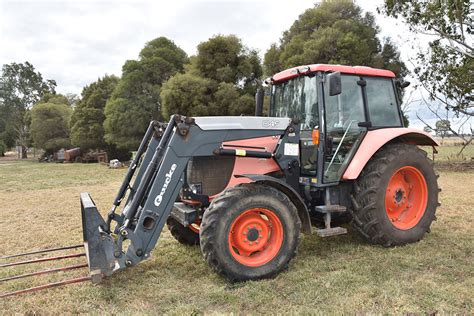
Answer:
xmin=200 ymin=183 xmax=301 ymax=282
xmin=350 ymin=143 xmax=440 ymax=247
xmin=166 ymin=217 xmax=200 ymax=246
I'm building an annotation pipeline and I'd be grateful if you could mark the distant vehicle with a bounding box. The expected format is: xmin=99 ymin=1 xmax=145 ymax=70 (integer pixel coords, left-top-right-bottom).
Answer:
xmin=64 ymin=148 xmax=108 ymax=163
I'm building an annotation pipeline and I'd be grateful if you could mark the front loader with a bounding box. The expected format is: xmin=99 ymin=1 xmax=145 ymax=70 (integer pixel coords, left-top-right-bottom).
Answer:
xmin=1 ymin=64 xmax=440 ymax=297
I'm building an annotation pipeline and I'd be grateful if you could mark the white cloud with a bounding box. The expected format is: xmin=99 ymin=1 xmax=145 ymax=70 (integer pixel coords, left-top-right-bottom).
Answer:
xmin=0 ymin=0 xmax=413 ymax=94
xmin=0 ymin=0 xmax=317 ymax=94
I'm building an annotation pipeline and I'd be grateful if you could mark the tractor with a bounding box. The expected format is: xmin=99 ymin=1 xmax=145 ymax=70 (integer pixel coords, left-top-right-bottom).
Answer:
xmin=1 ymin=64 xmax=440 ymax=296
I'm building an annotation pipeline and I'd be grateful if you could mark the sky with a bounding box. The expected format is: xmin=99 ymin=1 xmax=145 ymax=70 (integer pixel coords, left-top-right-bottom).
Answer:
xmin=0 ymin=0 xmax=470 ymax=130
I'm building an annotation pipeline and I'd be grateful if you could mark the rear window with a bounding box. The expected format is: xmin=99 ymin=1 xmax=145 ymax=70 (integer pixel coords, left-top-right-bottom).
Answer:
xmin=365 ymin=77 xmax=401 ymax=127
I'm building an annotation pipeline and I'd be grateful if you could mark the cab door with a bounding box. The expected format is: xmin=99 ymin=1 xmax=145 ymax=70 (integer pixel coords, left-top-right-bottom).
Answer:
xmin=323 ymin=74 xmax=366 ymax=182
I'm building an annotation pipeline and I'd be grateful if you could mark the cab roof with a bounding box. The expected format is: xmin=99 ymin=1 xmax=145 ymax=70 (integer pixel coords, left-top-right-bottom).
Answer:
xmin=271 ymin=64 xmax=396 ymax=83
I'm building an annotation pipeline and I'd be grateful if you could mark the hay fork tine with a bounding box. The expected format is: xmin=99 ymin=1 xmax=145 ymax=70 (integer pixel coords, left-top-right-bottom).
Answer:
xmin=0 ymin=263 xmax=88 ymax=283
xmin=0 ymin=244 xmax=83 ymax=260
xmin=0 ymin=276 xmax=91 ymax=298
xmin=0 ymin=244 xmax=91 ymax=298
xmin=0 ymin=253 xmax=86 ymax=268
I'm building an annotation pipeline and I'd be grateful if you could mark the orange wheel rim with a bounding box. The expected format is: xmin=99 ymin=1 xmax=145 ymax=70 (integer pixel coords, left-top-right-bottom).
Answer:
xmin=385 ymin=166 xmax=428 ymax=230
xmin=228 ymin=208 xmax=284 ymax=267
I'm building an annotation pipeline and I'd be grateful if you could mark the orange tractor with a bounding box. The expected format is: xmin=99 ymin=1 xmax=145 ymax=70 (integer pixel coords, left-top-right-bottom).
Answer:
xmin=1 ymin=64 xmax=440 ymax=296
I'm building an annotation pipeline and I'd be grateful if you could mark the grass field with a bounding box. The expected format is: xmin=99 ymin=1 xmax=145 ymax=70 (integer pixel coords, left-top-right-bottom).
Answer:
xmin=421 ymin=142 xmax=474 ymax=162
xmin=0 ymin=154 xmax=473 ymax=314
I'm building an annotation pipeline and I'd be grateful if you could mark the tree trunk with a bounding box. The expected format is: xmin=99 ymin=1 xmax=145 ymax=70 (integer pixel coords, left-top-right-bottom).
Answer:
xmin=21 ymin=145 xmax=28 ymax=159
xmin=458 ymin=138 xmax=473 ymax=155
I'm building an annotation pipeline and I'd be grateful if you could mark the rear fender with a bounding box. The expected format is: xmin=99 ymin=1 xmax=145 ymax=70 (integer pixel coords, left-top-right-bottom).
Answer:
xmin=343 ymin=128 xmax=439 ymax=180
xmin=238 ymin=174 xmax=312 ymax=234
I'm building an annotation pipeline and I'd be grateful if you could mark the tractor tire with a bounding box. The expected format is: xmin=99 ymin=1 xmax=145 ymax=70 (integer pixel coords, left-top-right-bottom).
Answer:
xmin=200 ymin=183 xmax=301 ymax=282
xmin=351 ymin=143 xmax=440 ymax=247
xmin=166 ymin=217 xmax=200 ymax=246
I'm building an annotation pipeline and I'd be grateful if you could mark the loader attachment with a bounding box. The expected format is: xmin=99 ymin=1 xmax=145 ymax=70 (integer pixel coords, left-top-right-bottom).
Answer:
xmin=0 ymin=244 xmax=89 ymax=298
xmin=2 ymin=115 xmax=295 ymax=298
xmin=78 ymin=115 xmax=295 ymax=284
xmin=1 ymin=194 xmax=112 ymax=298
xmin=80 ymin=193 xmax=116 ymax=283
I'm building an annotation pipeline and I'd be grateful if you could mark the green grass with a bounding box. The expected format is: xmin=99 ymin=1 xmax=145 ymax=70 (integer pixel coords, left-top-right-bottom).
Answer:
xmin=0 ymin=160 xmax=473 ymax=314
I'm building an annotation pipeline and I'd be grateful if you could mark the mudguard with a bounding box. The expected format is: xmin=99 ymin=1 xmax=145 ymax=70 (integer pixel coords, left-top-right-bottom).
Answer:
xmin=238 ymin=174 xmax=312 ymax=234
xmin=343 ymin=128 xmax=439 ymax=180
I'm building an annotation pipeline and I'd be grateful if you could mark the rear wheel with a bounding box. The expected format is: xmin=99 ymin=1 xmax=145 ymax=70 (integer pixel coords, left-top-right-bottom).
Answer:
xmin=351 ymin=143 xmax=439 ymax=246
xmin=166 ymin=217 xmax=200 ymax=246
xmin=200 ymin=183 xmax=301 ymax=281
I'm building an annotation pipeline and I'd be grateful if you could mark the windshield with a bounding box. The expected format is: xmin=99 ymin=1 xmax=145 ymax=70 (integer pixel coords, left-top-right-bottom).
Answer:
xmin=271 ymin=75 xmax=318 ymax=130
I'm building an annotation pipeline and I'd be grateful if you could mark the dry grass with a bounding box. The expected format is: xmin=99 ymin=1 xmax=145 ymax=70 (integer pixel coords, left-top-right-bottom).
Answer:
xmin=421 ymin=143 xmax=474 ymax=162
xmin=0 ymin=159 xmax=473 ymax=314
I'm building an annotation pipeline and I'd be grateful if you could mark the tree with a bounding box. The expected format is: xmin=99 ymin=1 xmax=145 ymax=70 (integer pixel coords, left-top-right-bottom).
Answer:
xmin=0 ymin=139 xmax=5 ymax=156
xmin=65 ymin=93 xmax=80 ymax=108
xmin=0 ymin=62 xmax=56 ymax=158
xmin=70 ymin=75 xmax=119 ymax=151
xmin=0 ymin=102 xmax=16 ymax=150
xmin=161 ymin=35 xmax=262 ymax=118
xmin=416 ymin=96 xmax=473 ymax=153
xmin=161 ymin=73 xmax=214 ymax=118
xmin=435 ymin=119 xmax=451 ymax=141
xmin=104 ymin=37 xmax=188 ymax=150
xmin=39 ymin=93 xmax=69 ymax=105
xmin=263 ymin=44 xmax=283 ymax=76
xmin=30 ymin=97 xmax=72 ymax=154
xmin=263 ymin=1 xmax=409 ymax=123
xmin=380 ymin=0 xmax=473 ymax=117
xmin=195 ymin=35 xmax=262 ymax=86
xmin=264 ymin=0 xmax=407 ymax=78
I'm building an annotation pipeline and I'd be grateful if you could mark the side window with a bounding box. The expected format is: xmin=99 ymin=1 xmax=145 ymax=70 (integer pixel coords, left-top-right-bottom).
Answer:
xmin=365 ymin=77 xmax=401 ymax=127
xmin=325 ymin=75 xmax=365 ymax=127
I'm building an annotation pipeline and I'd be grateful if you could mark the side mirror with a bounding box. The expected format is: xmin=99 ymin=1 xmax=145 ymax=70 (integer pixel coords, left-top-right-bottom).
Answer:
xmin=328 ymin=72 xmax=342 ymax=96
xmin=400 ymin=80 xmax=410 ymax=89
xmin=395 ymin=79 xmax=410 ymax=89
xmin=255 ymin=88 xmax=264 ymax=116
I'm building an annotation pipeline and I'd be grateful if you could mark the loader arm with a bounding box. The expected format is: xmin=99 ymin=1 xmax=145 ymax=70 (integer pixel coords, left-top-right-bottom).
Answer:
xmin=81 ymin=115 xmax=300 ymax=282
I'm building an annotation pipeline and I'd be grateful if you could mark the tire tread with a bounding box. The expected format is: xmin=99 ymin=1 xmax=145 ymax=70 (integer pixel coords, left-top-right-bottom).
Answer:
xmin=350 ymin=143 xmax=440 ymax=247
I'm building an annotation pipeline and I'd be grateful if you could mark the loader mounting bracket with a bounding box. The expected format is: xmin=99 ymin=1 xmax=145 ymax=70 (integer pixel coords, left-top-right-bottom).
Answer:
xmin=81 ymin=192 xmax=116 ymax=283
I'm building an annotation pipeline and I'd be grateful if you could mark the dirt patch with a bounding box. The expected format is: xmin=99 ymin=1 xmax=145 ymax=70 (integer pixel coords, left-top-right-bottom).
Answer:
xmin=435 ymin=160 xmax=474 ymax=172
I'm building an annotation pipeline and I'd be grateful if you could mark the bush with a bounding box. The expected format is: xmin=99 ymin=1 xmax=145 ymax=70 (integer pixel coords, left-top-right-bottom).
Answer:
xmin=106 ymin=143 xmax=131 ymax=162
xmin=0 ymin=140 xmax=5 ymax=156
xmin=30 ymin=102 xmax=72 ymax=153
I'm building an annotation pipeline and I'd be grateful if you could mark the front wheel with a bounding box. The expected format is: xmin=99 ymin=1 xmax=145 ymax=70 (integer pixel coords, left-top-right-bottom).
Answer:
xmin=200 ymin=183 xmax=301 ymax=281
xmin=351 ymin=143 xmax=440 ymax=246
xmin=166 ymin=217 xmax=200 ymax=246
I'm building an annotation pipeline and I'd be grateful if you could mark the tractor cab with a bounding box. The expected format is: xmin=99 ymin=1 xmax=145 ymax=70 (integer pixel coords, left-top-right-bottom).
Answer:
xmin=268 ymin=64 xmax=404 ymax=184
